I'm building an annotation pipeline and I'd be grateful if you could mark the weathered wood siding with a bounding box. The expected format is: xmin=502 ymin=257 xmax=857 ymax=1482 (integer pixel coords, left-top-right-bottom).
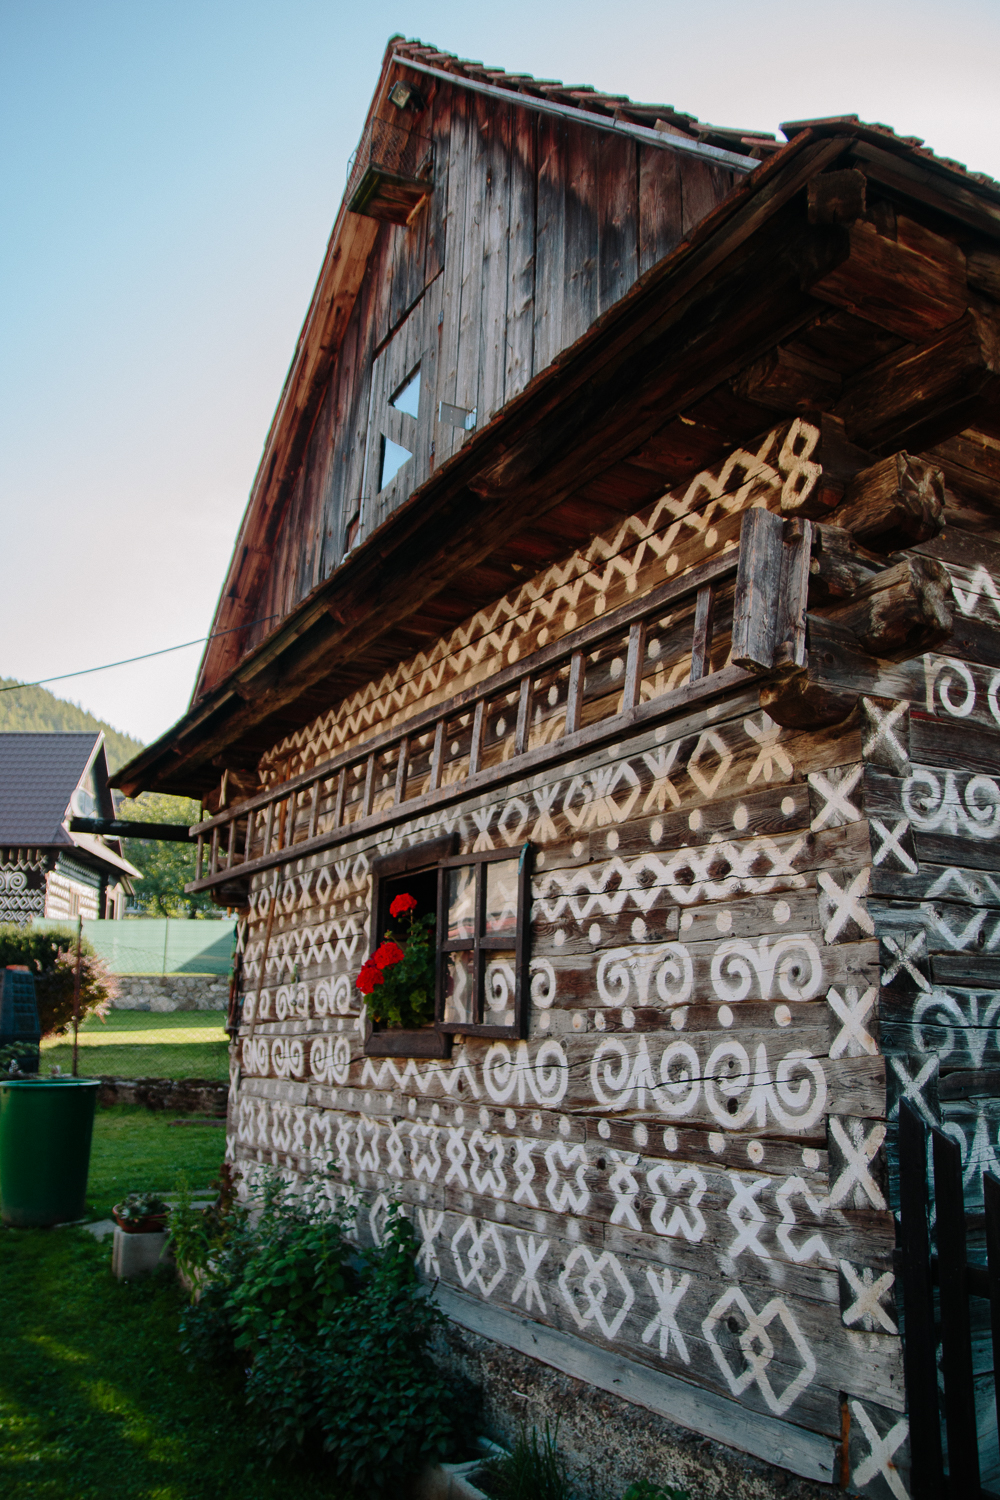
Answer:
xmin=215 ymin=418 xmax=999 ymax=1495
xmin=242 ymin=83 xmax=738 ymax=658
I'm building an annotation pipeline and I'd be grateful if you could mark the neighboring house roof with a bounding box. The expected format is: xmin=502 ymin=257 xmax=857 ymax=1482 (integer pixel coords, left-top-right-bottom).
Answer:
xmin=0 ymin=732 xmax=141 ymax=879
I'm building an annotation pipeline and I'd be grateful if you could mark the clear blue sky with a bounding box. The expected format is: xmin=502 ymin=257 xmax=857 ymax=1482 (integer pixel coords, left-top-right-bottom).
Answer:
xmin=3 ymin=0 xmax=997 ymax=747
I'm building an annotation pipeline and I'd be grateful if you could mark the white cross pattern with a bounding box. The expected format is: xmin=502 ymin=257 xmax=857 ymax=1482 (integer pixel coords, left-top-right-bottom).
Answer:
xmin=851 ymin=1400 xmax=909 ymax=1500
xmin=725 ymin=1173 xmax=772 ymax=1260
xmin=702 ymin=1287 xmax=817 ymax=1415
xmin=880 ymin=932 xmax=930 ymax=992
xmin=870 ymin=817 xmax=917 ymax=873
xmin=828 ymin=985 xmax=878 ymax=1059
xmin=641 ymin=1267 xmax=691 ymax=1360
xmin=840 ymin=1261 xmax=896 ymax=1334
xmin=512 ymin=1234 xmax=549 ymax=1313
xmin=818 ymin=866 xmax=874 ymax=943
xmin=558 ymin=1247 xmax=635 ymax=1340
xmin=416 ymin=1210 xmax=444 ymax=1277
xmin=809 ymin=764 xmax=864 ymax=831
xmin=512 ymin=1139 xmax=538 ymax=1205
xmin=827 ymin=1117 xmax=887 ymax=1210
xmin=445 ymin=1125 xmax=468 ymax=1186
xmin=608 ymin=1151 xmax=642 ymax=1229
xmin=861 ymin=697 xmax=909 ymax=773
xmin=888 ymin=1053 xmax=938 ymax=1127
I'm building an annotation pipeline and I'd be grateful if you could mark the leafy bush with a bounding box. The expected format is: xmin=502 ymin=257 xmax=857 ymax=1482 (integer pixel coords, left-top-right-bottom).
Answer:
xmin=480 ymin=1422 xmax=573 ymax=1500
xmin=0 ymin=923 xmax=118 ymax=1036
xmin=178 ymin=1169 xmax=456 ymax=1494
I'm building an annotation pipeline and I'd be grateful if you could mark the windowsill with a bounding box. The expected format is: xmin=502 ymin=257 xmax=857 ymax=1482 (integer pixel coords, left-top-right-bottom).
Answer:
xmin=363 ymin=1021 xmax=452 ymax=1059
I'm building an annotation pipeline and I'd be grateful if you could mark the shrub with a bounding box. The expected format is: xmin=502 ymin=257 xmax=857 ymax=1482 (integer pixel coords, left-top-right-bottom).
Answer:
xmin=178 ymin=1169 xmax=456 ymax=1494
xmin=0 ymin=922 xmax=118 ymax=1036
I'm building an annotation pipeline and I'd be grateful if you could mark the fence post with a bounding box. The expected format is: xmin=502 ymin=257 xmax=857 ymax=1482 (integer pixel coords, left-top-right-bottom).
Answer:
xmin=71 ymin=916 xmax=83 ymax=1078
xmin=933 ymin=1127 xmax=981 ymax=1498
xmin=898 ymin=1102 xmax=944 ymax=1497
xmin=162 ymin=917 xmax=170 ymax=977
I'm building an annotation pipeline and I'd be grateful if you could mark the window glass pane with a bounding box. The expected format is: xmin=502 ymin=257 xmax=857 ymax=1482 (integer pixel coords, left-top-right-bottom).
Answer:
xmin=447 ymin=865 xmax=476 ymax=941
xmin=485 ymin=859 xmax=519 ymax=936
xmin=483 ymin=951 xmax=517 ymax=1027
xmin=443 ymin=951 xmax=474 ymax=1025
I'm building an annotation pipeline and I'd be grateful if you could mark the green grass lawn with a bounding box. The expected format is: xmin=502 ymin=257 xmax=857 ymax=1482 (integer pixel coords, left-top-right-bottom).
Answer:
xmin=86 ymin=1104 xmax=228 ymax=1220
xmin=0 ymin=1106 xmax=342 ymax=1499
xmin=41 ymin=1010 xmax=229 ymax=1082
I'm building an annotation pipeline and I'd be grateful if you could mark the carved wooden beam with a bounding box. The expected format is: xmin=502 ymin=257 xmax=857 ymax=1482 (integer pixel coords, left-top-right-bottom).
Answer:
xmin=807 ymin=525 xmax=882 ymax=604
xmin=814 ymin=553 xmax=953 ymax=661
xmin=833 ymin=452 xmax=947 ymax=550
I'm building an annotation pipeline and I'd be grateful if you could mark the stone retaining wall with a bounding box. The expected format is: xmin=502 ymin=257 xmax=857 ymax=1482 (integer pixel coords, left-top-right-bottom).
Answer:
xmin=111 ymin=974 xmax=228 ymax=1012
xmin=97 ymin=1075 xmax=229 ymax=1114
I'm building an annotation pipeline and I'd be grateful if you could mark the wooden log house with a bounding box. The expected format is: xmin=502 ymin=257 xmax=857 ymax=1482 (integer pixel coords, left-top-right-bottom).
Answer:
xmin=116 ymin=39 xmax=1000 ymax=1498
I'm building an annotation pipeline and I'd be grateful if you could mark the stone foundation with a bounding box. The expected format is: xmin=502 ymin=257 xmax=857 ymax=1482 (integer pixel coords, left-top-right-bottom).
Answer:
xmin=111 ymin=974 xmax=228 ymax=1012
xmin=434 ymin=1321 xmax=837 ymax=1500
xmin=97 ymin=1075 xmax=228 ymax=1115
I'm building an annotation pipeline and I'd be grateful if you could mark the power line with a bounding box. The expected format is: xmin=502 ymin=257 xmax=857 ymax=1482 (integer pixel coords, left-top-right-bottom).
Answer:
xmin=0 ymin=616 xmax=281 ymax=694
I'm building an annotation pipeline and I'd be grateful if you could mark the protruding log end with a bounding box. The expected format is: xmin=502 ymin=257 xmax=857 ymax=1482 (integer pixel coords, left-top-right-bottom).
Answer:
xmin=818 ymin=554 xmax=954 ymax=662
xmin=836 ymin=452 xmax=947 ymax=551
xmin=760 ymin=669 xmax=857 ymax=729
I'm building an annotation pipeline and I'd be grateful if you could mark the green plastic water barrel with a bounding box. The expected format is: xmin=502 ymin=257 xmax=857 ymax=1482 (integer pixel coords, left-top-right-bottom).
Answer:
xmin=0 ymin=1078 xmax=100 ymax=1227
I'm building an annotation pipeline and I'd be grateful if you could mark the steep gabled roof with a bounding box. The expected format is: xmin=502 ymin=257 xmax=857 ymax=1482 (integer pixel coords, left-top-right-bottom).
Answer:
xmin=0 ymin=732 xmax=140 ymax=879
xmin=188 ymin=38 xmax=771 ymax=706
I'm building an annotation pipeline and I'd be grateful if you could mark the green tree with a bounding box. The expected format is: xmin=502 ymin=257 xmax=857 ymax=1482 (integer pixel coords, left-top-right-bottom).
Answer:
xmin=118 ymin=792 xmax=217 ymax=918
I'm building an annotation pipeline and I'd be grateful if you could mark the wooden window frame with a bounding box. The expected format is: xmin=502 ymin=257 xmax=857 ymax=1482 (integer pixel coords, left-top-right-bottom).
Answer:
xmin=436 ymin=844 xmax=532 ymax=1040
xmin=362 ymin=834 xmax=531 ymax=1057
xmin=364 ymin=833 xmax=456 ymax=1059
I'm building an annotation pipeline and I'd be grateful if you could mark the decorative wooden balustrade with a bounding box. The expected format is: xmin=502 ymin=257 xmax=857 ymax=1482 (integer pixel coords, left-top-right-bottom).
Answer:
xmin=187 ymin=512 xmax=810 ymax=895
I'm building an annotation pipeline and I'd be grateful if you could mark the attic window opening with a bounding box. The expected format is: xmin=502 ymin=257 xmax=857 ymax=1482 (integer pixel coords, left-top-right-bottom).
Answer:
xmin=379 ymin=435 xmax=413 ymax=492
xmin=390 ymin=365 xmax=421 ymax=419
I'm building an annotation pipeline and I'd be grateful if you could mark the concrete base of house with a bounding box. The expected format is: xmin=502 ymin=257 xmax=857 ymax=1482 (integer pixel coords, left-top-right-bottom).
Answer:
xmin=111 ymin=974 xmax=228 ymax=1012
xmin=111 ymin=1226 xmax=169 ymax=1279
xmin=97 ymin=1076 xmax=228 ymax=1114
xmin=432 ymin=1315 xmax=838 ymax=1500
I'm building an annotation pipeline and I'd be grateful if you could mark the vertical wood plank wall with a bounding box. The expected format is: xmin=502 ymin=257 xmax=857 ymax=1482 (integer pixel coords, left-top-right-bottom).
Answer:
xmin=241 ymin=87 xmax=737 ymax=658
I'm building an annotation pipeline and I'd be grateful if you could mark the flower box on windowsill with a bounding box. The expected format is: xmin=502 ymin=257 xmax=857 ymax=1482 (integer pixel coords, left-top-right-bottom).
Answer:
xmin=362 ymin=1015 xmax=451 ymax=1059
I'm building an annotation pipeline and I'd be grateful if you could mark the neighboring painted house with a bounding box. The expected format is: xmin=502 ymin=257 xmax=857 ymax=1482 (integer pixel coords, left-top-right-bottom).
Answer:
xmin=115 ymin=37 xmax=1000 ymax=1500
xmin=0 ymin=733 xmax=140 ymax=923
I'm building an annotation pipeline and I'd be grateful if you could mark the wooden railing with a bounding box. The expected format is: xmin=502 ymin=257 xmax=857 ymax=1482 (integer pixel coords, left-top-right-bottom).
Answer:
xmin=186 ymin=512 xmax=808 ymax=894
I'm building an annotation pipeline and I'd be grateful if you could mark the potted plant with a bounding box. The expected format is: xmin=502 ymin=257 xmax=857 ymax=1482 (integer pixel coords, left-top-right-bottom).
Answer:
xmin=356 ymin=892 xmax=436 ymax=1031
xmin=112 ymin=1191 xmax=170 ymax=1234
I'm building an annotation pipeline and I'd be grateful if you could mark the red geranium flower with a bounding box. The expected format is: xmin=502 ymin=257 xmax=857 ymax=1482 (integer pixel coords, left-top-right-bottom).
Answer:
xmin=389 ymin=892 xmax=418 ymax=918
xmin=372 ymin=940 xmax=405 ymax=970
xmin=355 ymin=959 xmax=384 ymax=995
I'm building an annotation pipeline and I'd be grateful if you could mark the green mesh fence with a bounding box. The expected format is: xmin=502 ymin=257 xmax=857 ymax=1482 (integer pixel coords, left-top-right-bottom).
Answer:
xmin=32 ymin=918 xmax=235 ymax=1081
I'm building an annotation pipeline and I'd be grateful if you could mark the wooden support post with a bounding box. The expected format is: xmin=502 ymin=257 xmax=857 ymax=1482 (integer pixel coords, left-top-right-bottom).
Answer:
xmin=243 ymin=809 xmax=254 ymax=865
xmin=985 ymin=1172 xmax=1000 ymax=1448
xmin=774 ymin=519 xmax=812 ymax=671
xmin=226 ymin=818 xmax=236 ymax=870
xmin=262 ymin=802 xmax=275 ymax=858
xmin=428 ymin=720 xmax=445 ymax=791
xmin=195 ymin=834 xmax=204 ymax=881
xmin=468 ymin=701 xmax=486 ymax=778
xmin=394 ymin=737 xmax=410 ymax=804
xmin=307 ymin=782 xmax=320 ymax=840
xmin=835 ymin=453 xmax=946 ymax=550
xmin=333 ymin=769 xmax=346 ymax=828
xmin=933 ymin=1128 xmax=981 ymax=1499
xmin=209 ymin=825 xmax=219 ymax=876
xmin=731 ymin=508 xmax=783 ymax=672
xmin=623 ymin=620 xmax=646 ymax=707
xmin=898 ymin=1103 xmax=944 ymax=1499
xmin=362 ymin=754 xmax=375 ymax=818
xmin=283 ymin=796 xmax=295 ymax=849
xmin=514 ymin=676 xmax=532 ymax=756
xmin=565 ymin=651 xmax=585 ymax=735
xmin=689 ymin=588 xmax=714 ymax=683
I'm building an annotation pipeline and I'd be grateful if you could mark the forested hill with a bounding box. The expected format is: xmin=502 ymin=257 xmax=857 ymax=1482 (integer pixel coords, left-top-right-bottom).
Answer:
xmin=0 ymin=679 xmax=144 ymax=773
